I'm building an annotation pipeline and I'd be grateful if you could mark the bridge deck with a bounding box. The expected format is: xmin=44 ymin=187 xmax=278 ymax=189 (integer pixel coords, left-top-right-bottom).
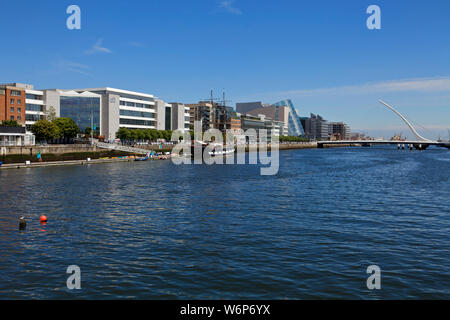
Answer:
xmin=317 ymin=140 xmax=450 ymax=148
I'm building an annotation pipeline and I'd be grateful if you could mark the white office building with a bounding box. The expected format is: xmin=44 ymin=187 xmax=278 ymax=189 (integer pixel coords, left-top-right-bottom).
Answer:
xmin=73 ymin=87 xmax=161 ymax=140
xmin=169 ymin=103 xmax=190 ymax=132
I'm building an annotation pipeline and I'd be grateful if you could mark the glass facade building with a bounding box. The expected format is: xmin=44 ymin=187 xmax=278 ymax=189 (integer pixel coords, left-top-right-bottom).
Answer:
xmin=60 ymin=96 xmax=101 ymax=133
xmin=272 ymin=99 xmax=305 ymax=136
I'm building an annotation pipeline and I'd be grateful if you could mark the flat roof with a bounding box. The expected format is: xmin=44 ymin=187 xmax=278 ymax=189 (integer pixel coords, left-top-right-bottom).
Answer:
xmin=42 ymin=89 xmax=102 ymax=98
xmin=73 ymin=87 xmax=155 ymax=99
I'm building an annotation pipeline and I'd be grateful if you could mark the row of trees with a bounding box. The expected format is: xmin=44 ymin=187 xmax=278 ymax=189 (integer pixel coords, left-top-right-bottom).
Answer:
xmin=116 ymin=128 xmax=173 ymax=142
xmin=31 ymin=118 xmax=80 ymax=141
xmin=279 ymin=136 xmax=310 ymax=143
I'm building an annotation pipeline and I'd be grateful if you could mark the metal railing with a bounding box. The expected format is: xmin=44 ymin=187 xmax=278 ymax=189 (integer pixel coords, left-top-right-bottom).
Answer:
xmin=95 ymin=142 xmax=150 ymax=155
xmin=0 ymin=142 xmax=34 ymax=147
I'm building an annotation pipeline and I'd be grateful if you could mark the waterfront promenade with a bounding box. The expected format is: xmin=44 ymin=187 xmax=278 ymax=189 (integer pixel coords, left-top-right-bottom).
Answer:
xmin=0 ymin=142 xmax=319 ymax=166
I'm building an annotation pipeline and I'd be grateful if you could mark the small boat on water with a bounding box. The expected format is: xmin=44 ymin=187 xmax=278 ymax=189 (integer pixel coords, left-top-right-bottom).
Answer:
xmin=208 ymin=144 xmax=235 ymax=156
xmin=134 ymin=153 xmax=150 ymax=161
xmin=190 ymin=141 xmax=235 ymax=158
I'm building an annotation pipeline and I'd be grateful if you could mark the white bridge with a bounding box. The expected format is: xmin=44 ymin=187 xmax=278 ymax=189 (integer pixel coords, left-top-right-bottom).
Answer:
xmin=318 ymin=100 xmax=450 ymax=150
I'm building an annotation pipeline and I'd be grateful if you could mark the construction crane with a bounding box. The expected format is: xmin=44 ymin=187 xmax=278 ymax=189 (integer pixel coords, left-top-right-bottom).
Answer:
xmin=202 ymin=89 xmax=232 ymax=107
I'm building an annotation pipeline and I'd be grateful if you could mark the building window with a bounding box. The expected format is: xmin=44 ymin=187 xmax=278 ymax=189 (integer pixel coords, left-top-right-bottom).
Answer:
xmin=17 ymin=115 xmax=21 ymax=121
xmin=10 ymin=99 xmax=14 ymax=104
xmin=10 ymin=90 xmax=21 ymax=96
xmin=26 ymin=104 xmax=43 ymax=112
xmin=26 ymin=114 xmax=44 ymax=122
xmin=26 ymin=94 xmax=42 ymax=100
xmin=119 ymin=118 xmax=155 ymax=126
xmin=10 ymin=115 xmax=14 ymax=121
xmin=119 ymin=109 xmax=154 ymax=118
xmin=59 ymin=96 xmax=101 ymax=133
xmin=10 ymin=107 xmax=14 ymax=113
xmin=18 ymin=108 xmax=21 ymax=113
xmin=17 ymin=99 xmax=21 ymax=105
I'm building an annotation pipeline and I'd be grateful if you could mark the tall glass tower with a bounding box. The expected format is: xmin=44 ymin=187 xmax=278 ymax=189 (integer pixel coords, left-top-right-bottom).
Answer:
xmin=272 ymin=99 xmax=305 ymax=136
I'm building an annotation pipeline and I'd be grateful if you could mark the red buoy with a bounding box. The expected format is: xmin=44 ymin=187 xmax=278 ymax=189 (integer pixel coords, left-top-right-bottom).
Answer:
xmin=40 ymin=215 xmax=47 ymax=223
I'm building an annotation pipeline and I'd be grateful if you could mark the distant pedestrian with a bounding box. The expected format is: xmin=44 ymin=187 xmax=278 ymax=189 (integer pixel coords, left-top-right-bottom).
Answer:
xmin=37 ymin=151 xmax=42 ymax=162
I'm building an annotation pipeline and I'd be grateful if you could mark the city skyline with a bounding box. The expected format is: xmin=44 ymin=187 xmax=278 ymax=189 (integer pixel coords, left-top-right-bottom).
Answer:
xmin=1 ymin=0 xmax=449 ymax=139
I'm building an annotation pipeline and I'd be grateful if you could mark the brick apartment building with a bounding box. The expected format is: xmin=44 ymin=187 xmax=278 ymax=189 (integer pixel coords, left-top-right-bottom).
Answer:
xmin=0 ymin=85 xmax=26 ymax=124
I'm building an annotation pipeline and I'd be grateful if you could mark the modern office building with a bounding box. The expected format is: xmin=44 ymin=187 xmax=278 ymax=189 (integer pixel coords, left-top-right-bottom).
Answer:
xmin=303 ymin=113 xmax=329 ymax=140
xmin=237 ymin=103 xmax=289 ymax=136
xmin=25 ymin=87 xmax=46 ymax=131
xmin=239 ymin=113 xmax=283 ymax=143
xmin=214 ymin=105 xmax=235 ymax=132
xmin=272 ymin=99 xmax=304 ymax=136
xmin=163 ymin=102 xmax=190 ymax=132
xmin=240 ymin=114 xmax=265 ymax=143
xmin=236 ymin=99 xmax=302 ymax=136
xmin=236 ymin=101 xmax=269 ymax=114
xmin=169 ymin=103 xmax=190 ymax=132
xmin=43 ymin=89 xmax=102 ymax=135
xmin=187 ymin=102 xmax=215 ymax=132
xmin=2 ymin=83 xmax=186 ymax=140
xmin=328 ymin=122 xmax=351 ymax=140
xmin=72 ymin=87 xmax=162 ymax=140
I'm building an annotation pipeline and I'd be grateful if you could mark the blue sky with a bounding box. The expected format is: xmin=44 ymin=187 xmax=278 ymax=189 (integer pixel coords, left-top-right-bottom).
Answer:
xmin=1 ymin=0 xmax=449 ymax=139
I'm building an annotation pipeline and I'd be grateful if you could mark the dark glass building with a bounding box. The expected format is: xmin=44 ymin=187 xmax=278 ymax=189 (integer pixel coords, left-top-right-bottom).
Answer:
xmin=60 ymin=95 xmax=101 ymax=133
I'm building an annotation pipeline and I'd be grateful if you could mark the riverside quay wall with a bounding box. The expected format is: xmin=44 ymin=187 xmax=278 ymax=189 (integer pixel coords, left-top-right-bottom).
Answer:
xmin=1 ymin=142 xmax=352 ymax=157
xmin=0 ymin=144 xmax=175 ymax=157
xmin=1 ymin=144 xmax=99 ymax=156
xmin=0 ymin=144 xmax=175 ymax=164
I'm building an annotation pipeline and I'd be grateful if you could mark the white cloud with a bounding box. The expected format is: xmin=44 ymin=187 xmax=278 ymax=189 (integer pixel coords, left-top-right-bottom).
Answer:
xmin=278 ymin=76 xmax=450 ymax=97
xmin=219 ymin=0 xmax=242 ymax=15
xmin=53 ymin=60 xmax=92 ymax=76
xmin=85 ymin=39 xmax=112 ymax=55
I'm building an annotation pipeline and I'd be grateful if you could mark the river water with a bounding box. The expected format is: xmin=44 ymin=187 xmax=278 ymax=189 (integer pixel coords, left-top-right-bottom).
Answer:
xmin=0 ymin=146 xmax=449 ymax=299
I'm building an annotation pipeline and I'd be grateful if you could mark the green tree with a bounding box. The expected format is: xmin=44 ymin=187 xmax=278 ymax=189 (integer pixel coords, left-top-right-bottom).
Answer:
xmin=279 ymin=136 xmax=309 ymax=143
xmin=1 ymin=120 xmax=20 ymax=127
xmin=53 ymin=118 xmax=80 ymax=139
xmin=85 ymin=127 xmax=92 ymax=136
xmin=162 ymin=130 xmax=172 ymax=141
xmin=143 ymin=129 xmax=152 ymax=141
xmin=129 ymin=130 xmax=138 ymax=141
xmin=136 ymin=129 xmax=145 ymax=141
xmin=31 ymin=120 xmax=60 ymax=141
xmin=148 ymin=129 xmax=158 ymax=142
xmin=116 ymin=127 xmax=130 ymax=140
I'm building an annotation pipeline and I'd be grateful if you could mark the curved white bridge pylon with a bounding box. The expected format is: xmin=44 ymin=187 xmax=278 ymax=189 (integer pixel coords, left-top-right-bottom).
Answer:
xmin=378 ymin=99 xmax=433 ymax=142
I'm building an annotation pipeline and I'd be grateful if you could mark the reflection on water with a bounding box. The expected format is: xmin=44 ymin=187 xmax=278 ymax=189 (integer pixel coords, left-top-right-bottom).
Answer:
xmin=0 ymin=147 xmax=449 ymax=299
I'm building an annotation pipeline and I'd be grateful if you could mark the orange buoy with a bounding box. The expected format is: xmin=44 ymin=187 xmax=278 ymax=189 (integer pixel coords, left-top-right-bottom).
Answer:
xmin=40 ymin=215 xmax=47 ymax=223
